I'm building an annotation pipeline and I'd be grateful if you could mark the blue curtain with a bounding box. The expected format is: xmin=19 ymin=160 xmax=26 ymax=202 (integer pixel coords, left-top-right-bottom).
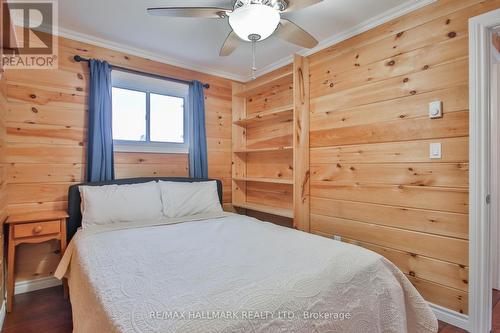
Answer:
xmin=87 ymin=59 xmax=115 ymax=182
xmin=188 ymin=81 xmax=208 ymax=178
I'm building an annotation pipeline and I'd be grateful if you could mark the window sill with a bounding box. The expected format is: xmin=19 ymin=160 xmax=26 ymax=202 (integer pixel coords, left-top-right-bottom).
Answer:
xmin=114 ymin=142 xmax=189 ymax=154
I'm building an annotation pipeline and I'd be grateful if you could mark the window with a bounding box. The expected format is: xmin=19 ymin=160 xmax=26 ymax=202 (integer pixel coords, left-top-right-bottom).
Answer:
xmin=150 ymin=93 xmax=184 ymax=143
xmin=112 ymin=88 xmax=147 ymax=141
xmin=111 ymin=70 xmax=189 ymax=153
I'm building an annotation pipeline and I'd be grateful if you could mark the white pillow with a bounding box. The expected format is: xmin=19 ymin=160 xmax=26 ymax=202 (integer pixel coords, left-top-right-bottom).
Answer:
xmin=79 ymin=181 xmax=163 ymax=228
xmin=159 ymin=181 xmax=222 ymax=218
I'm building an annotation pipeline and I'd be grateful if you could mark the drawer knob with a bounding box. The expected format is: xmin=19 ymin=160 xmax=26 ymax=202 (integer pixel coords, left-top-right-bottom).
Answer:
xmin=32 ymin=226 xmax=43 ymax=234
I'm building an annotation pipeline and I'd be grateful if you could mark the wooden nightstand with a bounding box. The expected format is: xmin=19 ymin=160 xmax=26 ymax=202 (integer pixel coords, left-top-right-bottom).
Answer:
xmin=5 ymin=210 xmax=68 ymax=313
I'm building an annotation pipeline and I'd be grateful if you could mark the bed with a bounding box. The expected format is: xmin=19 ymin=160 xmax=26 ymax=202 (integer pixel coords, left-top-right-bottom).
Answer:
xmin=55 ymin=177 xmax=438 ymax=333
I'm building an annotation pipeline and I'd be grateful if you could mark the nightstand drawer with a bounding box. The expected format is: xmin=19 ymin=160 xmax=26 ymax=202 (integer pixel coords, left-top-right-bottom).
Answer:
xmin=13 ymin=220 xmax=60 ymax=238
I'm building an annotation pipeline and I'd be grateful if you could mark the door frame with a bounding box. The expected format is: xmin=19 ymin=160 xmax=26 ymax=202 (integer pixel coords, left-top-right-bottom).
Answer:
xmin=469 ymin=8 xmax=500 ymax=333
xmin=492 ymin=62 xmax=500 ymax=292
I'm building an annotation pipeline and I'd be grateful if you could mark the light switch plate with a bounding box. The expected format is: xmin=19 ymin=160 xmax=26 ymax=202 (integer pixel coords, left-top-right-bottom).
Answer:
xmin=429 ymin=100 xmax=443 ymax=118
xmin=429 ymin=143 xmax=442 ymax=159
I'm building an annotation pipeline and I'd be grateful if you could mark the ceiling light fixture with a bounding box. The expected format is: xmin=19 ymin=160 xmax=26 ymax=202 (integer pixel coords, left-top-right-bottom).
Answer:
xmin=228 ymin=2 xmax=280 ymax=79
xmin=147 ymin=0 xmax=322 ymax=80
xmin=228 ymin=3 xmax=280 ymax=41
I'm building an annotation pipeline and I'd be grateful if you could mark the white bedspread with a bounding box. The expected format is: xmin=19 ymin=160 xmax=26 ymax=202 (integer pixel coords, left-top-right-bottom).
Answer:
xmin=56 ymin=213 xmax=438 ymax=333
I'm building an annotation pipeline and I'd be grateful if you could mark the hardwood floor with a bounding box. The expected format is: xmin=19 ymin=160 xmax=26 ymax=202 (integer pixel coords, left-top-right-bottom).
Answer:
xmin=2 ymin=287 xmax=499 ymax=332
xmin=2 ymin=286 xmax=72 ymax=333
xmin=438 ymin=320 xmax=468 ymax=333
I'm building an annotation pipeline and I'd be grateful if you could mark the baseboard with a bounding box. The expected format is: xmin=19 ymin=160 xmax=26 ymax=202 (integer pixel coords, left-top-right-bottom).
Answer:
xmin=429 ymin=302 xmax=469 ymax=331
xmin=14 ymin=276 xmax=61 ymax=295
xmin=0 ymin=300 xmax=5 ymax=331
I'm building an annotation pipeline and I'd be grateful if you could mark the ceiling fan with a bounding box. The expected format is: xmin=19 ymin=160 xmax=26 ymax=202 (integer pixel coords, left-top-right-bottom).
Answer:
xmin=147 ymin=0 xmax=322 ymax=78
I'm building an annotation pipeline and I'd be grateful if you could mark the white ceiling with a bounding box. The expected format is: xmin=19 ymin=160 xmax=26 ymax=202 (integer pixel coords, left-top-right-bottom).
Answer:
xmin=58 ymin=0 xmax=432 ymax=81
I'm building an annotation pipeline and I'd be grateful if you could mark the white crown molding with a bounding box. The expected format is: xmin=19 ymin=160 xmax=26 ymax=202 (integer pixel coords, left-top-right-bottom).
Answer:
xmin=251 ymin=0 xmax=437 ymax=80
xmin=56 ymin=27 xmax=248 ymax=82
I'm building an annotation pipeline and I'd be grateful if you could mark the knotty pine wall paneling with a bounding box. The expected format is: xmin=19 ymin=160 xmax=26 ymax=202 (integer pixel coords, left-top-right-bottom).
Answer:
xmin=292 ymin=55 xmax=310 ymax=231
xmin=307 ymin=0 xmax=500 ymax=314
xmin=4 ymin=35 xmax=233 ymax=282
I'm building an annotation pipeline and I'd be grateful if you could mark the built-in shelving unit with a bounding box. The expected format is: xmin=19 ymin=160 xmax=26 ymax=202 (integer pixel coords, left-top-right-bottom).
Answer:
xmin=232 ymin=55 xmax=310 ymax=231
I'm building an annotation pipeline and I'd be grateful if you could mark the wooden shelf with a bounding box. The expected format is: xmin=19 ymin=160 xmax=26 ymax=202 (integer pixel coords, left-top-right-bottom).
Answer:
xmin=233 ymin=105 xmax=293 ymax=127
xmin=234 ymin=71 xmax=293 ymax=98
xmin=233 ymin=202 xmax=294 ymax=218
xmin=233 ymin=177 xmax=293 ymax=185
xmin=233 ymin=146 xmax=293 ymax=153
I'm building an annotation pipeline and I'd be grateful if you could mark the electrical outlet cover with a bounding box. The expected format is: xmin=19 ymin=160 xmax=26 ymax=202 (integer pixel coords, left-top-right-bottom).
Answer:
xmin=429 ymin=142 xmax=442 ymax=159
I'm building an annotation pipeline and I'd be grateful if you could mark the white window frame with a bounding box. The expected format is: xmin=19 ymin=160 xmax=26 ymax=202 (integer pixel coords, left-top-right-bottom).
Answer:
xmin=111 ymin=69 xmax=189 ymax=154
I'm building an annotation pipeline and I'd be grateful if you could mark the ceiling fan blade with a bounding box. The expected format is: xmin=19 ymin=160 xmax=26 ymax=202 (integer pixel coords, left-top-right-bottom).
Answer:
xmin=275 ymin=19 xmax=318 ymax=48
xmin=147 ymin=7 xmax=230 ymax=18
xmin=220 ymin=31 xmax=239 ymax=56
xmin=211 ymin=1 xmax=235 ymax=8
xmin=283 ymin=0 xmax=323 ymax=12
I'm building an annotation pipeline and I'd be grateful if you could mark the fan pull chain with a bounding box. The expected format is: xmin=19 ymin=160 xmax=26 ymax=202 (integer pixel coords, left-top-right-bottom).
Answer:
xmin=251 ymin=38 xmax=257 ymax=80
xmin=249 ymin=33 xmax=260 ymax=80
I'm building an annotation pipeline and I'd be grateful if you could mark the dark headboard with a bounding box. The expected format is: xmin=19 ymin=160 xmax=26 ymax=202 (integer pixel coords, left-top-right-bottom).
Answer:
xmin=67 ymin=177 xmax=223 ymax=242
